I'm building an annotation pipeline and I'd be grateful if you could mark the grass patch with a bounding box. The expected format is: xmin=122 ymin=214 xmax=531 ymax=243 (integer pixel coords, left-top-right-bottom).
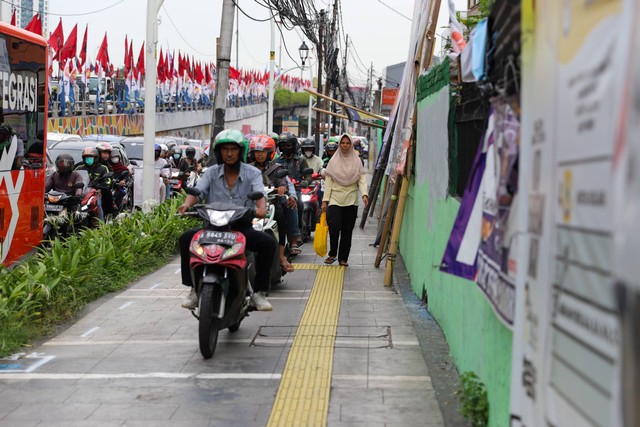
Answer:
xmin=0 ymin=197 xmax=196 ymax=357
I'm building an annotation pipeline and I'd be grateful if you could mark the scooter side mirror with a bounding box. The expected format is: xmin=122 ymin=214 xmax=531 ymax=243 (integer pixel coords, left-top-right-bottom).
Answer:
xmin=184 ymin=187 xmax=201 ymax=197
xmin=247 ymin=191 xmax=264 ymax=201
xmin=275 ymin=169 xmax=289 ymax=179
xmin=302 ymin=167 xmax=314 ymax=176
xmin=72 ymin=182 xmax=85 ymax=189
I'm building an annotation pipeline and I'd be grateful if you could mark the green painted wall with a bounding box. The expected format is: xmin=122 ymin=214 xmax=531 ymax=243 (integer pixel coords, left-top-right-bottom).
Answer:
xmin=399 ymin=95 xmax=512 ymax=426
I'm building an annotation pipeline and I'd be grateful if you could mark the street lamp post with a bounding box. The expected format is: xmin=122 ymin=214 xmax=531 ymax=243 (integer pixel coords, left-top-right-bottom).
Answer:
xmin=267 ymin=39 xmax=313 ymax=134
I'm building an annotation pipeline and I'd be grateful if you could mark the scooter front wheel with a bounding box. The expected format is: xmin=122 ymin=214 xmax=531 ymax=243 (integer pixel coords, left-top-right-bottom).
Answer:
xmin=198 ymin=285 xmax=220 ymax=359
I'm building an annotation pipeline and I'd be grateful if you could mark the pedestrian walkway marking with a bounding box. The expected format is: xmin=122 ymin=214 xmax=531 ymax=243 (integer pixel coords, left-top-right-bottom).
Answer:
xmin=267 ymin=265 xmax=344 ymax=427
xmin=80 ymin=326 xmax=100 ymax=338
xmin=291 ymin=263 xmax=322 ymax=270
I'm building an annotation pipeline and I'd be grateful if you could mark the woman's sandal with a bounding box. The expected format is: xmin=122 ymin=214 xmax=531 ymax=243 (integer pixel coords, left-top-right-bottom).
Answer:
xmin=339 ymin=261 xmax=349 ymax=267
xmin=324 ymin=256 xmax=336 ymax=264
xmin=290 ymin=244 xmax=302 ymax=255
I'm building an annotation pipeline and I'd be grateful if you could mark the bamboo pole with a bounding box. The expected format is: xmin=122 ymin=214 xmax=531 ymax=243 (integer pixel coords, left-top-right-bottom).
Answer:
xmin=383 ymin=172 xmax=410 ymax=285
xmin=304 ymin=88 xmax=388 ymax=122
xmin=377 ymin=175 xmax=390 ymax=222
xmin=312 ymin=106 xmax=348 ymax=119
xmin=383 ymin=0 xmax=442 ymax=286
xmin=375 ymin=176 xmax=402 ymax=268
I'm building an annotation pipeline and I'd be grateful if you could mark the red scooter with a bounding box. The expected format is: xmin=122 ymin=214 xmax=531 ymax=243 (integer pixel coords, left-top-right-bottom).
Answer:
xmin=182 ymin=186 xmax=263 ymax=358
xmin=78 ymin=172 xmax=113 ymax=226
xmin=299 ymin=168 xmax=323 ymax=241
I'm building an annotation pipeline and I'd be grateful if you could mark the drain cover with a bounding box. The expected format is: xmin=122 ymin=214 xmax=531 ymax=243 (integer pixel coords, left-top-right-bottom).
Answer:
xmin=252 ymin=326 xmax=392 ymax=348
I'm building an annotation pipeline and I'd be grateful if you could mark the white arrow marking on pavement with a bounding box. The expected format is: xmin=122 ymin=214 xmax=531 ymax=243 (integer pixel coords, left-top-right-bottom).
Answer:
xmin=80 ymin=326 xmax=100 ymax=338
xmin=174 ymin=268 xmax=181 ymax=275
xmin=149 ymin=282 xmax=162 ymax=290
xmin=118 ymin=301 xmax=134 ymax=310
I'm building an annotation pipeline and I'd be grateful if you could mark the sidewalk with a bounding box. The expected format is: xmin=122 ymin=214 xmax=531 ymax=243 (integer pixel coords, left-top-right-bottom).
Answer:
xmin=0 ymin=204 xmax=448 ymax=426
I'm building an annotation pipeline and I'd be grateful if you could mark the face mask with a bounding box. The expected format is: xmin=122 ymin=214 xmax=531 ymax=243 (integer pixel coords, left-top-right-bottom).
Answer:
xmin=110 ymin=156 xmax=120 ymax=164
xmin=280 ymin=145 xmax=294 ymax=155
xmin=85 ymin=157 xmax=95 ymax=166
xmin=173 ymin=154 xmax=181 ymax=160
xmin=304 ymin=150 xmax=313 ymax=158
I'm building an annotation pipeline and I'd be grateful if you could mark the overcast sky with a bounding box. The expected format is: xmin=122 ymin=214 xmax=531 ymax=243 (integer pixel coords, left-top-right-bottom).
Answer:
xmin=47 ymin=0 xmax=466 ymax=86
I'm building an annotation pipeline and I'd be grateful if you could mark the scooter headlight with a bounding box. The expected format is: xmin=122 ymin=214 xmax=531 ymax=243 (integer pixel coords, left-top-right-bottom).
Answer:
xmin=301 ymin=194 xmax=312 ymax=203
xmin=207 ymin=209 xmax=235 ymax=226
xmin=221 ymin=243 xmax=243 ymax=260
xmin=190 ymin=240 xmax=207 ymax=259
xmin=47 ymin=194 xmax=62 ymax=203
xmin=252 ymin=218 xmax=264 ymax=231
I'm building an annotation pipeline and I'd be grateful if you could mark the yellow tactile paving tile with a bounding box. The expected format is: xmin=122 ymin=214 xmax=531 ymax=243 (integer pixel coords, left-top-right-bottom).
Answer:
xmin=267 ymin=265 xmax=345 ymax=427
xmin=291 ymin=263 xmax=322 ymax=270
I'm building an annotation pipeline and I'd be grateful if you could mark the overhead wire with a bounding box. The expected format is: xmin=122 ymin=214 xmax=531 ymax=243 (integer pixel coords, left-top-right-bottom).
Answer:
xmin=161 ymin=5 xmax=215 ymax=57
xmin=12 ymin=0 xmax=127 ymax=17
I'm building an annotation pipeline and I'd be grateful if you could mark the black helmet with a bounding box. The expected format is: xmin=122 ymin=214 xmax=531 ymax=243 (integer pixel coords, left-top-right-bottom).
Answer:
xmin=170 ymin=146 xmax=183 ymax=159
xmin=55 ymin=153 xmax=74 ymax=174
xmin=185 ymin=146 xmax=196 ymax=158
xmin=300 ymin=138 xmax=315 ymax=150
xmin=278 ymin=132 xmax=298 ymax=155
xmin=324 ymin=141 xmax=338 ymax=152
xmin=0 ymin=123 xmax=12 ymax=139
xmin=81 ymin=147 xmax=99 ymax=159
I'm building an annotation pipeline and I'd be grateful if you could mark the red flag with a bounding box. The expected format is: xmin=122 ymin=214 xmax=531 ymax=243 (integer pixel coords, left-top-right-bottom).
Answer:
xmin=124 ymin=35 xmax=129 ymax=75
xmin=157 ymin=48 xmax=165 ymax=82
xmin=59 ymin=24 xmax=78 ymax=65
xmin=178 ymin=51 xmax=184 ymax=77
xmin=10 ymin=9 xmax=16 ymax=26
xmin=96 ymin=32 xmax=110 ymax=71
xmin=229 ymin=66 xmax=240 ymax=81
xmin=24 ymin=14 xmax=42 ymax=36
xmin=49 ymin=19 xmax=64 ymax=60
xmin=136 ymin=42 xmax=145 ymax=78
xmin=128 ymin=40 xmax=134 ymax=75
xmin=79 ymin=25 xmax=88 ymax=67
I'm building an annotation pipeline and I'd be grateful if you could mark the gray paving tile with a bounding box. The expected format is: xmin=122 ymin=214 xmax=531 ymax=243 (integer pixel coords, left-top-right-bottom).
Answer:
xmin=3 ymin=403 xmax=100 ymax=422
xmin=0 ymin=401 xmax=20 ymax=419
xmin=88 ymin=403 xmax=180 ymax=421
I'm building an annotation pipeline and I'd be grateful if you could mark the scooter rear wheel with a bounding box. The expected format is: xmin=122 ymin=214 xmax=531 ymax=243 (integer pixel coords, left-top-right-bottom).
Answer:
xmin=198 ymin=285 xmax=220 ymax=359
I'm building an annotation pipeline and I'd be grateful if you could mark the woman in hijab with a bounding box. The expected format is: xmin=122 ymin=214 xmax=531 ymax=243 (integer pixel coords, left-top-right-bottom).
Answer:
xmin=321 ymin=133 xmax=369 ymax=266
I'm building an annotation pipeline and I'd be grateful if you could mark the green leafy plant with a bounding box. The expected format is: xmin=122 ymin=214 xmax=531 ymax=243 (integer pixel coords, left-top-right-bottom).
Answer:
xmin=458 ymin=371 xmax=489 ymax=427
xmin=0 ymin=196 xmax=196 ymax=356
xmin=274 ymin=88 xmax=310 ymax=109
xmin=458 ymin=0 xmax=494 ymax=30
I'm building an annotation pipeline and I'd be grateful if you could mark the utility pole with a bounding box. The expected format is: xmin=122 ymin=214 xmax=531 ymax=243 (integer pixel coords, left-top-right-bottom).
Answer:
xmin=235 ymin=0 xmax=239 ymax=69
xmin=142 ymin=0 xmax=164 ymax=210
xmin=314 ymin=9 xmax=325 ymax=147
xmin=325 ymin=0 xmax=338 ymax=136
xmin=267 ymin=16 xmax=275 ymax=133
xmin=210 ymin=0 xmax=236 ymax=148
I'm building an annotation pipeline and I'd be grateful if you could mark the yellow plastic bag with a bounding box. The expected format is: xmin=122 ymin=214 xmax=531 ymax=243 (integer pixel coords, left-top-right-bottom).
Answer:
xmin=313 ymin=211 xmax=328 ymax=257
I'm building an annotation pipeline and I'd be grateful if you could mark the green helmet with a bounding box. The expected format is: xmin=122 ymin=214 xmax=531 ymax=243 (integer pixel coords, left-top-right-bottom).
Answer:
xmin=327 ymin=135 xmax=340 ymax=143
xmin=213 ymin=129 xmax=248 ymax=164
xmin=268 ymin=132 xmax=279 ymax=143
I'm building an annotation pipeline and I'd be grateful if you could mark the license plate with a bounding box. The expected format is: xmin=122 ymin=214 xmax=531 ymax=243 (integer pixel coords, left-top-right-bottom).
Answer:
xmin=199 ymin=231 xmax=237 ymax=246
xmin=45 ymin=204 xmax=64 ymax=212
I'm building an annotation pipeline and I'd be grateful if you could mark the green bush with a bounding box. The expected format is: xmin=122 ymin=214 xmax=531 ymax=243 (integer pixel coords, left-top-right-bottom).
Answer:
xmin=0 ymin=197 xmax=195 ymax=356
xmin=458 ymin=371 xmax=489 ymax=427
xmin=274 ymin=88 xmax=310 ymax=109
